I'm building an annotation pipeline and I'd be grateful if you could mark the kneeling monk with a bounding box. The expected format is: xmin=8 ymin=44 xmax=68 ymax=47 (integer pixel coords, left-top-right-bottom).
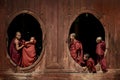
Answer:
xmin=81 ymin=54 xmax=96 ymax=73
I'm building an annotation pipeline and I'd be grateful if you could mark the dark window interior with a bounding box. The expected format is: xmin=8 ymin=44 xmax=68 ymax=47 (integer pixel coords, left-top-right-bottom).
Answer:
xmin=7 ymin=13 xmax=42 ymax=57
xmin=69 ymin=13 xmax=105 ymax=64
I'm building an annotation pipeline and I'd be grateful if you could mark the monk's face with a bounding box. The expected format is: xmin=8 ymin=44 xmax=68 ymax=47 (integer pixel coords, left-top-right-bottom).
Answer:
xmin=96 ymin=37 xmax=102 ymax=43
xmin=96 ymin=39 xmax=101 ymax=43
xmin=16 ymin=32 xmax=21 ymax=39
xmin=30 ymin=37 xmax=35 ymax=42
xmin=83 ymin=56 xmax=88 ymax=60
xmin=70 ymin=34 xmax=75 ymax=40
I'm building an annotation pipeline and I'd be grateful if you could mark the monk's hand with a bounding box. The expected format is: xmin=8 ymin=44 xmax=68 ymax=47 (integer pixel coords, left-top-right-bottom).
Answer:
xmin=21 ymin=44 xmax=25 ymax=47
xmin=82 ymin=67 xmax=87 ymax=71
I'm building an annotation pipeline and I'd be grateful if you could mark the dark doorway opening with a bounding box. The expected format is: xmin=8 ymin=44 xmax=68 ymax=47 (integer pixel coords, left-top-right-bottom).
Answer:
xmin=7 ymin=13 xmax=42 ymax=58
xmin=69 ymin=13 xmax=105 ymax=64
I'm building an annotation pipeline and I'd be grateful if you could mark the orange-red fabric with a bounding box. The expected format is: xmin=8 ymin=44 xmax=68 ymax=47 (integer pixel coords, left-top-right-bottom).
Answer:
xmin=87 ymin=58 xmax=96 ymax=73
xmin=70 ymin=40 xmax=83 ymax=64
xmin=81 ymin=58 xmax=96 ymax=73
xmin=21 ymin=42 xmax=36 ymax=67
xmin=96 ymin=41 xmax=106 ymax=55
xmin=96 ymin=41 xmax=107 ymax=71
xmin=9 ymin=38 xmax=22 ymax=66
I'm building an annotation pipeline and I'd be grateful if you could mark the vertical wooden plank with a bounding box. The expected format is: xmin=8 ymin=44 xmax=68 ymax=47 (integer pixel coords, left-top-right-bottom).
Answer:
xmin=44 ymin=0 xmax=60 ymax=69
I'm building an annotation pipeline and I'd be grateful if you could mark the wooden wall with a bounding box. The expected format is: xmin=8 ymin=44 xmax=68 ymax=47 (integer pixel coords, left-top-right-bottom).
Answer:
xmin=0 ymin=0 xmax=120 ymax=74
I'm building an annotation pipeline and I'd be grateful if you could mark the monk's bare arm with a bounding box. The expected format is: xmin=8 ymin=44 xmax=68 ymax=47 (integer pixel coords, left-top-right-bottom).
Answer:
xmin=15 ymin=39 xmax=24 ymax=50
xmin=25 ymin=41 xmax=30 ymax=44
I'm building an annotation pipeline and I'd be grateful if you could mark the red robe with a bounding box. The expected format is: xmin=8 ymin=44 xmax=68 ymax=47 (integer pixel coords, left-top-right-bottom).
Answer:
xmin=21 ymin=42 xmax=36 ymax=67
xmin=96 ymin=41 xmax=107 ymax=72
xmin=70 ymin=40 xmax=83 ymax=64
xmin=9 ymin=38 xmax=22 ymax=65
xmin=86 ymin=58 xmax=96 ymax=73
xmin=81 ymin=58 xmax=96 ymax=73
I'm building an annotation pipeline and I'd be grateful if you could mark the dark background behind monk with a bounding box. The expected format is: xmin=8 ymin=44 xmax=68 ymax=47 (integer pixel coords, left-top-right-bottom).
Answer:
xmin=7 ymin=14 xmax=42 ymax=58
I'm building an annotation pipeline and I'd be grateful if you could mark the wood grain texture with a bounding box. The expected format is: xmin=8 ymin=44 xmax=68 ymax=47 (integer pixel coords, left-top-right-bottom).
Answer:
xmin=0 ymin=0 xmax=120 ymax=74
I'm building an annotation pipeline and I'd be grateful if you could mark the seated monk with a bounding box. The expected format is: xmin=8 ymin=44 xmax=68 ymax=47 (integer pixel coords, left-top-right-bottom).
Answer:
xmin=81 ymin=54 xmax=96 ymax=73
xmin=21 ymin=37 xmax=36 ymax=67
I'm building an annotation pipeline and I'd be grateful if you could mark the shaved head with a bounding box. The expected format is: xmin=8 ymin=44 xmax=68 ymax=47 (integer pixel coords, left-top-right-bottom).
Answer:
xmin=15 ymin=31 xmax=21 ymax=39
xmin=70 ymin=33 xmax=76 ymax=40
xmin=96 ymin=36 xmax=102 ymax=43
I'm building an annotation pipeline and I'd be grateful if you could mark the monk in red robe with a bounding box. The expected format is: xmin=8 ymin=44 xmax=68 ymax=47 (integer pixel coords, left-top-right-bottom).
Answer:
xmin=69 ymin=33 xmax=83 ymax=64
xmin=96 ymin=37 xmax=107 ymax=73
xmin=21 ymin=37 xmax=36 ymax=67
xmin=81 ymin=54 xmax=96 ymax=73
xmin=9 ymin=32 xmax=24 ymax=66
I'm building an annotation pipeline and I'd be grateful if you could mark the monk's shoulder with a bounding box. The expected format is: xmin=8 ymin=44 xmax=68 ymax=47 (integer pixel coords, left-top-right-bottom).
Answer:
xmin=14 ymin=38 xmax=19 ymax=44
xmin=76 ymin=40 xmax=82 ymax=45
xmin=102 ymin=41 xmax=105 ymax=44
xmin=75 ymin=40 xmax=79 ymax=43
xmin=100 ymin=41 xmax=105 ymax=45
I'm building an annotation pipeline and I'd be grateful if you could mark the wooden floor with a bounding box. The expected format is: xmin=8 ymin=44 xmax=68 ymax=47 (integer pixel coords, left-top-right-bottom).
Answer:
xmin=0 ymin=69 xmax=120 ymax=80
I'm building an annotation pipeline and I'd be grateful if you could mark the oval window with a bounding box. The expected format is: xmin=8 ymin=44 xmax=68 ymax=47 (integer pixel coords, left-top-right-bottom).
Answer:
xmin=69 ymin=13 xmax=105 ymax=65
xmin=7 ymin=13 xmax=42 ymax=67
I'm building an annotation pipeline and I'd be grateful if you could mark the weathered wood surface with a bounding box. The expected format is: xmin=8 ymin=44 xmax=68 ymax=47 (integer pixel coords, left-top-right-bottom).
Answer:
xmin=0 ymin=0 xmax=120 ymax=79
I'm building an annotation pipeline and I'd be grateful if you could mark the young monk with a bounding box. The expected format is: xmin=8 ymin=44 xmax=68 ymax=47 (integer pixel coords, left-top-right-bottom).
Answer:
xmin=81 ymin=54 xmax=96 ymax=73
xmin=9 ymin=31 xmax=24 ymax=66
xmin=96 ymin=37 xmax=107 ymax=73
xmin=69 ymin=33 xmax=83 ymax=64
xmin=21 ymin=37 xmax=36 ymax=67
